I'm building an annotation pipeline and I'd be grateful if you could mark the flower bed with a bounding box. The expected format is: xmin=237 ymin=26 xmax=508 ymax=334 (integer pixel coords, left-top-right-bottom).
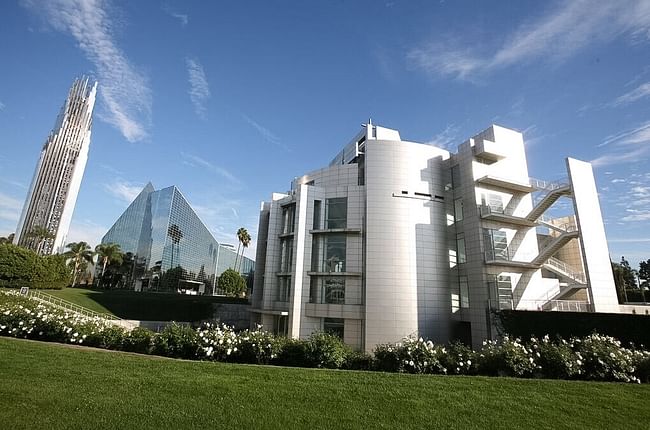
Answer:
xmin=1 ymin=290 xmax=649 ymax=383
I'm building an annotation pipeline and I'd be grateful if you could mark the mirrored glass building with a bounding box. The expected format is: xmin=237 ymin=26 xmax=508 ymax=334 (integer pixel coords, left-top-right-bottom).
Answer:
xmin=102 ymin=183 xmax=254 ymax=294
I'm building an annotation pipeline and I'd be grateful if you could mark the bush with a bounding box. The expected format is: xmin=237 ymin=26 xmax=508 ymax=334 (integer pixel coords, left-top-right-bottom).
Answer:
xmin=438 ymin=342 xmax=477 ymax=375
xmin=343 ymin=350 xmax=374 ymax=371
xmin=305 ymin=332 xmax=351 ymax=369
xmin=476 ymin=337 xmax=536 ymax=378
xmin=123 ymin=327 xmax=155 ymax=354
xmin=531 ymin=335 xmax=582 ymax=379
xmin=633 ymin=351 xmax=650 ymax=383
xmin=0 ymin=243 xmax=70 ymax=289
xmin=373 ymin=343 xmax=401 ymax=372
xmin=153 ymin=323 xmax=199 ymax=359
xmin=275 ymin=338 xmax=309 ymax=367
xmin=572 ymin=334 xmax=638 ymax=383
xmin=236 ymin=327 xmax=283 ymax=364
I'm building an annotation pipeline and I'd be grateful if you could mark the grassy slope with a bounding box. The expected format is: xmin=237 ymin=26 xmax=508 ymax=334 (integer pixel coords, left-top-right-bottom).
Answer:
xmin=44 ymin=288 xmax=244 ymax=321
xmin=1 ymin=338 xmax=649 ymax=430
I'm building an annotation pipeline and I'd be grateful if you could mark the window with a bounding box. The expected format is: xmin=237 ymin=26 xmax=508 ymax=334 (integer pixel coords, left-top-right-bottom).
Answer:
xmin=325 ymin=198 xmax=347 ymax=229
xmin=323 ymin=234 xmax=346 ymax=272
xmin=454 ymin=198 xmax=464 ymax=222
xmin=323 ymin=318 xmax=344 ymax=339
xmin=488 ymin=274 xmax=513 ymax=310
xmin=483 ymin=229 xmax=508 ymax=260
xmin=313 ymin=200 xmax=321 ymax=230
xmin=323 ymin=278 xmax=345 ymax=304
xmin=451 ymin=165 xmax=461 ymax=189
xmin=280 ymin=237 xmax=294 ymax=272
xmin=277 ymin=277 xmax=291 ymax=302
xmin=282 ymin=204 xmax=295 ymax=234
xmin=459 ymin=276 xmax=469 ymax=308
xmin=274 ymin=315 xmax=288 ymax=336
xmin=481 ymin=193 xmax=504 ymax=213
xmin=456 ymin=233 xmax=466 ymax=264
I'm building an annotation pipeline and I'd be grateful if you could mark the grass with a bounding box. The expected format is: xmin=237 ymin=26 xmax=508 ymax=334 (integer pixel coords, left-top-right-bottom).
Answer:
xmin=43 ymin=287 xmax=246 ymax=321
xmin=1 ymin=337 xmax=649 ymax=430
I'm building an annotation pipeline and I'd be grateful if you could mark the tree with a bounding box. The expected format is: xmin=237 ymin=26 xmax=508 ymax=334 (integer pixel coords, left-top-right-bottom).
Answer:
xmin=167 ymin=224 xmax=183 ymax=269
xmin=63 ymin=242 xmax=95 ymax=288
xmin=234 ymin=227 xmax=252 ymax=272
xmin=95 ymin=243 xmax=123 ymax=278
xmin=217 ymin=268 xmax=246 ymax=297
xmin=639 ymin=259 xmax=650 ymax=287
xmin=0 ymin=233 xmax=14 ymax=244
xmin=26 ymin=225 xmax=55 ymax=255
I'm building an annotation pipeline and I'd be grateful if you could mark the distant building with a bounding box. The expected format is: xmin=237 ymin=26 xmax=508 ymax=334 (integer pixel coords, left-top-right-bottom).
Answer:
xmin=102 ymin=184 xmax=254 ymax=294
xmin=15 ymin=77 xmax=97 ymax=254
xmin=252 ymin=122 xmax=619 ymax=351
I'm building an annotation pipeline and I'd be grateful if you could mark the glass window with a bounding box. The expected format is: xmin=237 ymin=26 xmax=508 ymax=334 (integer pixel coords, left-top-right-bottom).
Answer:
xmin=277 ymin=277 xmax=291 ymax=302
xmin=459 ymin=276 xmax=469 ymax=308
xmin=454 ymin=198 xmax=463 ymax=222
xmin=282 ymin=204 xmax=295 ymax=234
xmin=323 ymin=318 xmax=344 ymax=339
xmin=325 ymin=198 xmax=347 ymax=229
xmin=323 ymin=278 xmax=345 ymax=304
xmin=481 ymin=193 xmax=504 ymax=213
xmin=280 ymin=237 xmax=293 ymax=272
xmin=274 ymin=315 xmax=288 ymax=336
xmin=451 ymin=165 xmax=461 ymax=190
xmin=483 ymin=229 xmax=508 ymax=260
xmin=324 ymin=234 xmax=346 ymax=272
xmin=313 ymin=200 xmax=321 ymax=230
xmin=456 ymin=233 xmax=466 ymax=264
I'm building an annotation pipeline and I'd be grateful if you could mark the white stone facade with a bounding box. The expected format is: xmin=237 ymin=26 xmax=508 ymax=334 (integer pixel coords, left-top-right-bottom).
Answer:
xmin=252 ymin=122 xmax=619 ymax=351
xmin=14 ymin=77 xmax=97 ymax=255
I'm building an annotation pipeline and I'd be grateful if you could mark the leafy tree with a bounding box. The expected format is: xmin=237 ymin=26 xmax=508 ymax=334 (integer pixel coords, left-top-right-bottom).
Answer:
xmin=63 ymin=242 xmax=95 ymax=288
xmin=0 ymin=243 xmax=69 ymax=289
xmin=95 ymin=243 xmax=123 ymax=278
xmin=160 ymin=265 xmax=186 ymax=291
xmin=26 ymin=225 xmax=55 ymax=255
xmin=218 ymin=269 xmax=246 ymax=297
xmin=639 ymin=259 xmax=650 ymax=288
xmin=0 ymin=233 xmax=14 ymax=244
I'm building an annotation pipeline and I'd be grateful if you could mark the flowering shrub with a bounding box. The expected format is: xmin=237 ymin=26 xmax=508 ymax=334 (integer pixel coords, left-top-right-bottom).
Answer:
xmin=531 ymin=335 xmax=582 ymax=379
xmin=572 ymin=334 xmax=639 ymax=383
xmin=476 ymin=337 xmax=537 ymax=377
xmin=2 ymin=291 xmax=650 ymax=383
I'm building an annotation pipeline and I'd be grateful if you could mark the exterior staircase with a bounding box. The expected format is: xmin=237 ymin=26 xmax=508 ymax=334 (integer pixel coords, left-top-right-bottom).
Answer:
xmin=526 ymin=179 xmax=572 ymax=221
xmin=24 ymin=289 xmax=135 ymax=329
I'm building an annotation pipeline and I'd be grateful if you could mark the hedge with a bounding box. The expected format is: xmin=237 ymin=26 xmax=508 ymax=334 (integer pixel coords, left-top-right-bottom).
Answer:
xmin=0 ymin=243 xmax=70 ymax=289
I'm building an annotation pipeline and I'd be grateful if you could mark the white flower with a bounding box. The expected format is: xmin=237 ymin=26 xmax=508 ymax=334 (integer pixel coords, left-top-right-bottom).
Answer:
xmin=227 ymin=348 xmax=232 ymax=355
xmin=529 ymin=357 xmax=534 ymax=363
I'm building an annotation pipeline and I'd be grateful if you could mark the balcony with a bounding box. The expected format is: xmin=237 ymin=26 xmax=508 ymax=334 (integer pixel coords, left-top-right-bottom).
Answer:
xmin=475 ymin=175 xmax=535 ymax=193
xmin=478 ymin=205 xmax=537 ymax=227
xmin=309 ymin=228 xmax=361 ymax=235
xmin=484 ymin=248 xmax=539 ymax=269
xmin=492 ymin=299 xmax=593 ymax=312
xmin=473 ymin=138 xmax=508 ymax=163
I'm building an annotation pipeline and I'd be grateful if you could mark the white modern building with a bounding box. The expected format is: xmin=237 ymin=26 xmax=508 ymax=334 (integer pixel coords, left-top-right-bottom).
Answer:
xmin=251 ymin=122 xmax=619 ymax=351
xmin=14 ymin=77 xmax=97 ymax=255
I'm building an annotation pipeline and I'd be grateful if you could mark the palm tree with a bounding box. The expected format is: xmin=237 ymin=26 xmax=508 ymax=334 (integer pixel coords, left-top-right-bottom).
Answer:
xmin=235 ymin=228 xmax=252 ymax=272
xmin=63 ymin=242 xmax=95 ymax=288
xmin=26 ymin=225 xmax=55 ymax=255
xmin=95 ymin=243 xmax=123 ymax=278
xmin=167 ymin=224 xmax=183 ymax=269
xmin=0 ymin=233 xmax=14 ymax=244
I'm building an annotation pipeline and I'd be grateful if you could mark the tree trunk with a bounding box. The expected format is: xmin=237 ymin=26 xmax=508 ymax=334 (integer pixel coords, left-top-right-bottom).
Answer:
xmin=102 ymin=257 xmax=108 ymax=277
xmin=72 ymin=259 xmax=79 ymax=288
xmin=234 ymin=242 xmax=241 ymax=270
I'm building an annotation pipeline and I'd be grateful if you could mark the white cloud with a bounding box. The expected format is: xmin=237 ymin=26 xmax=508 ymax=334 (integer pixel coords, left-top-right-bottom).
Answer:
xmin=609 ymin=238 xmax=650 ymax=243
xmin=0 ymin=192 xmax=23 ymax=222
xmin=242 ymin=114 xmax=290 ymax=152
xmin=24 ymin=0 xmax=152 ymax=142
xmin=186 ymin=58 xmax=210 ymax=118
xmin=408 ymin=1 xmax=650 ymax=80
xmin=103 ymin=179 xmax=144 ymax=203
xmin=65 ymin=218 xmax=107 ymax=248
xmin=614 ymin=82 xmax=650 ymax=106
xmin=0 ymin=101 xmax=5 ymax=111
xmin=591 ymin=121 xmax=650 ymax=166
xmin=621 ymin=209 xmax=650 ymax=221
xmin=180 ymin=152 xmax=241 ymax=185
xmin=162 ymin=5 xmax=188 ymax=26
xmin=425 ymin=124 xmax=459 ymax=150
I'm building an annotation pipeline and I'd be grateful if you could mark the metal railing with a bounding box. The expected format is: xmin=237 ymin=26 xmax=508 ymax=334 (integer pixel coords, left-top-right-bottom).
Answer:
xmin=493 ymin=299 xmax=592 ymax=312
xmin=529 ymin=177 xmax=569 ymax=192
xmin=544 ymin=257 xmax=586 ymax=284
xmin=25 ymin=289 xmax=121 ymax=321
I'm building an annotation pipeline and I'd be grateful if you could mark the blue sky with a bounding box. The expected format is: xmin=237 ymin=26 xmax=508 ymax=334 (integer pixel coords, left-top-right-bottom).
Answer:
xmin=0 ymin=0 xmax=649 ymax=266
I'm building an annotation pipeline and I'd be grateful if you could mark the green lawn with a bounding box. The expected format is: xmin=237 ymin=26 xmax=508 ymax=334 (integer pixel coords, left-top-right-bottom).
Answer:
xmin=1 ymin=337 xmax=649 ymax=430
xmin=44 ymin=287 xmax=245 ymax=321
